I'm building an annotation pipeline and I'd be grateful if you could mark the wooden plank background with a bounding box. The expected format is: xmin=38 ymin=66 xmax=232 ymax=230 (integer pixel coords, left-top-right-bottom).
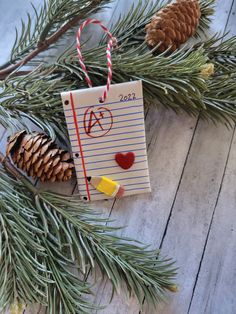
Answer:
xmin=0 ymin=0 xmax=236 ymax=313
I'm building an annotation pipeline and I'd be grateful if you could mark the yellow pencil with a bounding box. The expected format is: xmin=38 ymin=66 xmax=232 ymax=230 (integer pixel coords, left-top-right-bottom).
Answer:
xmin=87 ymin=176 xmax=125 ymax=198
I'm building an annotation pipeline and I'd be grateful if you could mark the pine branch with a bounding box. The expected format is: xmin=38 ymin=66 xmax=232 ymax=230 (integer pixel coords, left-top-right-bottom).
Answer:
xmin=0 ymin=0 xmax=215 ymax=81
xmin=197 ymin=0 xmax=215 ymax=35
xmin=206 ymin=35 xmax=236 ymax=71
xmin=0 ymin=0 xmax=112 ymax=80
xmin=0 ymin=105 xmax=60 ymax=144
xmin=0 ymin=155 xmax=96 ymax=314
xmin=43 ymin=241 xmax=95 ymax=314
xmin=0 ymin=43 xmax=210 ymax=129
xmin=3 ymin=31 xmax=236 ymax=129
xmin=0 ymin=175 xmax=47 ymax=308
xmin=0 ymin=152 xmax=177 ymax=312
xmin=100 ymin=0 xmax=170 ymax=48
xmin=192 ymin=35 xmax=236 ymax=126
xmin=39 ymin=191 xmax=177 ymax=306
xmin=0 ymin=0 xmax=222 ymax=131
xmin=103 ymin=0 xmax=215 ymax=49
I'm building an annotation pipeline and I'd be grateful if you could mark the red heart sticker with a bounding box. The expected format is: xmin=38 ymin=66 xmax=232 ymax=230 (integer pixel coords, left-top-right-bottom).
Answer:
xmin=115 ymin=152 xmax=135 ymax=170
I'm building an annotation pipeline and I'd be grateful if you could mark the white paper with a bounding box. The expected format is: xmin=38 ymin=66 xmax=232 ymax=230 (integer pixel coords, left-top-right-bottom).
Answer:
xmin=61 ymin=80 xmax=151 ymax=201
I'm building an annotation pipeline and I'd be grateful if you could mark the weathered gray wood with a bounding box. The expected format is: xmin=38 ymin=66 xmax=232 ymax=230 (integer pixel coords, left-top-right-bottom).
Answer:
xmin=94 ymin=107 xmax=197 ymax=313
xmin=218 ymin=0 xmax=236 ymax=36
xmin=95 ymin=0 xmax=236 ymax=311
xmin=150 ymin=1 xmax=235 ymax=313
xmin=155 ymin=121 xmax=233 ymax=314
xmin=25 ymin=304 xmax=46 ymax=314
xmin=0 ymin=129 xmax=8 ymax=155
xmin=1 ymin=0 xmax=236 ymax=314
xmin=188 ymin=130 xmax=236 ymax=313
xmin=188 ymin=2 xmax=236 ymax=314
xmin=0 ymin=0 xmax=42 ymax=65
xmin=0 ymin=127 xmax=6 ymax=147
xmin=210 ymin=0 xmax=235 ymax=34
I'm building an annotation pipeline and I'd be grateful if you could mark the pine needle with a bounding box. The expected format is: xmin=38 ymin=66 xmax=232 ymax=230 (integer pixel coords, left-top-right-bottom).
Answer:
xmin=0 ymin=159 xmax=177 ymax=313
xmin=1 ymin=0 xmax=233 ymax=131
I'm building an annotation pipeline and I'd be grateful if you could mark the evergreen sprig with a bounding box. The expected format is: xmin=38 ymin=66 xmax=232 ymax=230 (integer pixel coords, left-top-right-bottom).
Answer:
xmin=0 ymin=154 xmax=177 ymax=313
xmin=0 ymin=44 xmax=209 ymax=130
xmin=2 ymin=0 xmax=234 ymax=132
xmin=207 ymin=35 xmax=236 ymax=71
xmin=0 ymin=0 xmax=234 ymax=312
xmin=0 ymin=165 xmax=95 ymax=313
xmin=198 ymin=0 xmax=215 ymax=35
xmin=3 ymin=34 xmax=236 ymax=128
xmin=195 ymin=35 xmax=236 ymax=125
xmin=0 ymin=0 xmax=112 ymax=79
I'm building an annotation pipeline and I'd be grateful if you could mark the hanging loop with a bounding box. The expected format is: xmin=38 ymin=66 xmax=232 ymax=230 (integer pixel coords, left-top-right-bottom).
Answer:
xmin=76 ymin=19 xmax=116 ymax=103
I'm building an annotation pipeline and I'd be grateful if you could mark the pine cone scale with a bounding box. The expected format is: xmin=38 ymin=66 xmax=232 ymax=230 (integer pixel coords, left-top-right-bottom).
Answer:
xmin=52 ymin=156 xmax=61 ymax=167
xmin=44 ymin=160 xmax=53 ymax=173
xmin=145 ymin=0 xmax=201 ymax=53
xmin=57 ymin=171 xmax=64 ymax=181
xmin=6 ymin=131 xmax=74 ymax=182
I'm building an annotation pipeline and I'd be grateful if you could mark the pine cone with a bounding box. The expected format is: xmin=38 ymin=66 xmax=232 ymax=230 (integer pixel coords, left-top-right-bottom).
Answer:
xmin=145 ymin=0 xmax=201 ymax=53
xmin=6 ymin=131 xmax=74 ymax=182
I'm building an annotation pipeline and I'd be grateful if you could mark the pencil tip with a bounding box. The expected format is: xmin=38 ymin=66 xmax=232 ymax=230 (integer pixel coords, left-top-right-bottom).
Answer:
xmin=87 ymin=176 xmax=91 ymax=182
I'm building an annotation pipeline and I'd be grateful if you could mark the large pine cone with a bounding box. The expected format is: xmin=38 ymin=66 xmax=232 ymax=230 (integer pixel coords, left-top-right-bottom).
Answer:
xmin=145 ymin=0 xmax=201 ymax=53
xmin=6 ymin=131 xmax=74 ymax=182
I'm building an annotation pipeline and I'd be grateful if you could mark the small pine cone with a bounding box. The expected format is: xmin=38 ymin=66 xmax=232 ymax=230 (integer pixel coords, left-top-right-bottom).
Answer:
xmin=145 ymin=0 xmax=201 ymax=53
xmin=6 ymin=131 xmax=74 ymax=182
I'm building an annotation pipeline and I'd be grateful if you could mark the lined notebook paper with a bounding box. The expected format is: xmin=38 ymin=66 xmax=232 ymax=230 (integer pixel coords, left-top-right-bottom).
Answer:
xmin=61 ymin=80 xmax=151 ymax=201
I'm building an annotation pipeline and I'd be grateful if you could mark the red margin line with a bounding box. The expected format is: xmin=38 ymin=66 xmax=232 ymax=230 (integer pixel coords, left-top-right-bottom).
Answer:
xmin=70 ymin=92 xmax=91 ymax=201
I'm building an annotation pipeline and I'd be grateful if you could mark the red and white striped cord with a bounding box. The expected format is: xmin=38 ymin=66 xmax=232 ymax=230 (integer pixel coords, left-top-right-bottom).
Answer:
xmin=76 ymin=19 xmax=115 ymax=103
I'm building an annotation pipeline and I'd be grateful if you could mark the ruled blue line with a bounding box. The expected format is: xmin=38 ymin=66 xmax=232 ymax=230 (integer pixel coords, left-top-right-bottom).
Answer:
xmin=71 ymin=134 xmax=143 ymax=143
xmin=82 ymin=110 xmax=143 ymax=122
xmin=67 ymin=117 xmax=144 ymax=127
xmin=74 ymin=159 xmax=147 ymax=170
xmin=67 ymin=111 xmax=143 ymax=125
xmin=78 ymin=175 xmax=149 ymax=185
xmin=73 ymin=135 xmax=145 ymax=146
xmin=125 ymin=186 xmax=150 ymax=191
xmin=79 ymin=181 xmax=150 ymax=191
xmin=73 ymin=148 xmax=146 ymax=158
xmin=79 ymin=128 xmax=145 ymax=137
xmin=79 ymin=141 xmax=146 ymax=152
xmin=64 ymin=97 xmax=143 ymax=111
xmin=80 ymin=128 xmax=144 ymax=139
xmin=105 ymin=175 xmax=149 ymax=181
xmin=65 ymin=104 xmax=143 ymax=118
xmin=69 ymin=122 xmax=145 ymax=135
xmin=74 ymin=154 xmax=147 ymax=165
xmin=77 ymin=168 xmax=148 ymax=176
xmin=80 ymin=186 xmax=151 ymax=196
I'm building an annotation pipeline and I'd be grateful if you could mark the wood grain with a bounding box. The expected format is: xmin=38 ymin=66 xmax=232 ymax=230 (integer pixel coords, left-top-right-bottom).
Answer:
xmin=96 ymin=0 xmax=236 ymax=312
xmin=156 ymin=1 xmax=236 ymax=312
xmin=188 ymin=2 xmax=236 ymax=314
xmin=1 ymin=0 xmax=236 ymax=314
xmin=156 ymin=120 xmax=233 ymax=314
xmin=0 ymin=0 xmax=41 ymax=65
xmin=188 ymin=128 xmax=236 ymax=312
xmin=94 ymin=107 xmax=197 ymax=313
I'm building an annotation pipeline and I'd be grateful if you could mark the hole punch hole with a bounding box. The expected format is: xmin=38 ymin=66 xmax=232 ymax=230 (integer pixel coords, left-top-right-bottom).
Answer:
xmin=75 ymin=153 xmax=80 ymax=158
xmin=99 ymin=97 xmax=104 ymax=103
xmin=83 ymin=196 xmax=88 ymax=201
xmin=64 ymin=100 xmax=69 ymax=105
